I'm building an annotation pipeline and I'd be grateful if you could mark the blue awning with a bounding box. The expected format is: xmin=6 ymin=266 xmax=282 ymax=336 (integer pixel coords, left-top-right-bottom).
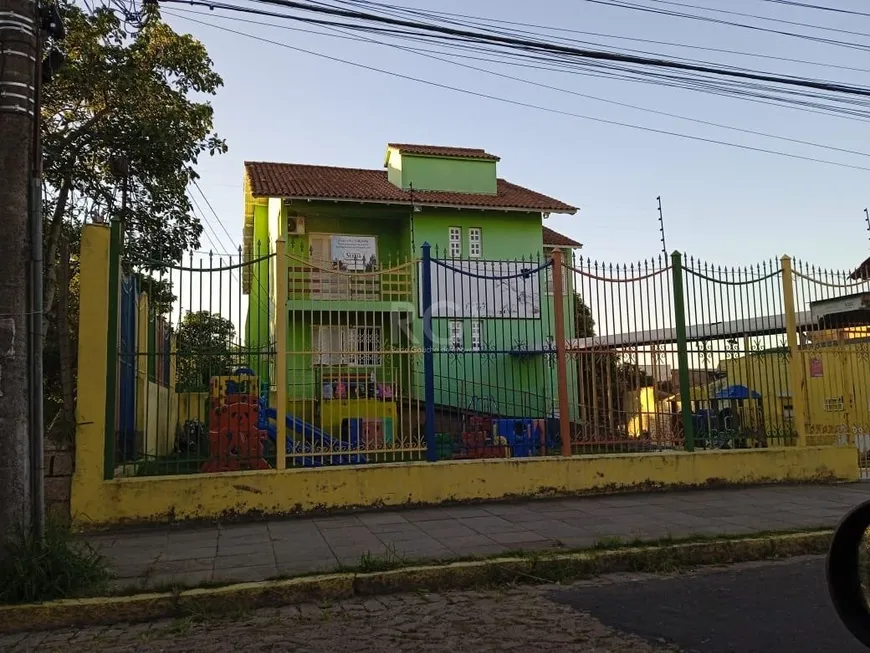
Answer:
xmin=712 ymin=384 xmax=761 ymax=400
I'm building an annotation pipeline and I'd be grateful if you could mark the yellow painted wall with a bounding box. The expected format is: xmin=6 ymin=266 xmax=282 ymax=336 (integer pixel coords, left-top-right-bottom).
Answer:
xmin=70 ymin=445 xmax=858 ymax=528
xmin=625 ymin=387 xmax=674 ymax=442
xmin=178 ymin=392 xmax=210 ymax=424
xmin=721 ymin=343 xmax=870 ymax=443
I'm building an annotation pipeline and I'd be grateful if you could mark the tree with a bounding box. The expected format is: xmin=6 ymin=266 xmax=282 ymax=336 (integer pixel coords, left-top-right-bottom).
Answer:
xmin=571 ymin=292 xmax=652 ymax=434
xmin=175 ymin=311 xmax=237 ymax=392
xmin=41 ymin=4 xmax=226 ymax=434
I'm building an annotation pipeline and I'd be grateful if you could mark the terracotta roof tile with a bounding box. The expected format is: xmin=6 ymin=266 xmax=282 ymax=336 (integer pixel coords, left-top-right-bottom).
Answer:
xmin=387 ymin=143 xmax=500 ymax=161
xmin=244 ymin=162 xmax=577 ymax=214
xmin=542 ymin=226 xmax=582 ymax=248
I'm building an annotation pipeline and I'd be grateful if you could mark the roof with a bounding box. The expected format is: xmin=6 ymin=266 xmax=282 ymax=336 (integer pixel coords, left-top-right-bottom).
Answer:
xmin=244 ymin=161 xmax=577 ymax=214
xmin=851 ymin=254 xmax=870 ymax=280
xmin=386 ymin=143 xmax=500 ymax=161
xmin=542 ymin=226 xmax=582 ymax=248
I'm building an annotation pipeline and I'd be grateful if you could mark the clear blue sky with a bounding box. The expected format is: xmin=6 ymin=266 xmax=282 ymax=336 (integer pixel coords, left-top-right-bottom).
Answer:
xmin=161 ymin=0 xmax=870 ymax=270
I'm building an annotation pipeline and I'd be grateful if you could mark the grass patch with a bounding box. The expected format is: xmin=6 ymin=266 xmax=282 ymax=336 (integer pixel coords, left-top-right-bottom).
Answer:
xmin=0 ymin=522 xmax=113 ymax=604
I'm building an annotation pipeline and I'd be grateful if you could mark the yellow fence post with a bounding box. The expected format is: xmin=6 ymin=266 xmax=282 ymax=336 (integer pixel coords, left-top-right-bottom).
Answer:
xmin=781 ymin=255 xmax=808 ymax=447
xmin=275 ymin=237 xmax=288 ymax=470
xmin=71 ymin=224 xmax=112 ymax=522
xmin=550 ymin=248 xmax=572 ymax=457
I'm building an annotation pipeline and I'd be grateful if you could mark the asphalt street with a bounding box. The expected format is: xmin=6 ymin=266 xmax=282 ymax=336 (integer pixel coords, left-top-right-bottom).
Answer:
xmin=549 ymin=555 xmax=867 ymax=653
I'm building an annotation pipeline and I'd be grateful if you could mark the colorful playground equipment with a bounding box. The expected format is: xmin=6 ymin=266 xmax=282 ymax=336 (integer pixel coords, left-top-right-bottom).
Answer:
xmin=200 ymin=370 xmax=269 ymax=473
xmin=198 ymin=368 xmax=367 ymax=471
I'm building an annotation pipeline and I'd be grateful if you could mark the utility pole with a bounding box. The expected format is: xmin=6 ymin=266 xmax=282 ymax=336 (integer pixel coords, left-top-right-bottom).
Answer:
xmin=0 ymin=0 xmax=38 ymax=545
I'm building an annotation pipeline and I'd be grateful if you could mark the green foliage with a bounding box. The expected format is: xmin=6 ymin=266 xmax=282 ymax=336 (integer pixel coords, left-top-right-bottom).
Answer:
xmin=0 ymin=524 xmax=112 ymax=604
xmin=571 ymin=292 xmax=655 ymax=429
xmin=40 ymin=4 xmax=225 ymax=435
xmin=175 ymin=311 xmax=238 ymax=391
xmin=42 ymin=3 xmax=226 ymax=266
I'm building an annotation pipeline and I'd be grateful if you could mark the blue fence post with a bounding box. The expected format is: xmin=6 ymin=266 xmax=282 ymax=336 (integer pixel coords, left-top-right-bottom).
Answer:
xmin=421 ymin=242 xmax=437 ymax=462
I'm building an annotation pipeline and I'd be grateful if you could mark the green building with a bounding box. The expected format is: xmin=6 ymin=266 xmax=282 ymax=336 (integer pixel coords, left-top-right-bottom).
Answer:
xmin=242 ymin=143 xmax=579 ymax=447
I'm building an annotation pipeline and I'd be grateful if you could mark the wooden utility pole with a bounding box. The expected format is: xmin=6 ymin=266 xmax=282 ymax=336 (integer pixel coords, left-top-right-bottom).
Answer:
xmin=0 ymin=0 xmax=37 ymax=544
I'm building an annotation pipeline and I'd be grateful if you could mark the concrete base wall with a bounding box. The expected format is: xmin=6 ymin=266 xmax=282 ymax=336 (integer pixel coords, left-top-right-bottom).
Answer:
xmin=70 ymin=445 xmax=858 ymax=529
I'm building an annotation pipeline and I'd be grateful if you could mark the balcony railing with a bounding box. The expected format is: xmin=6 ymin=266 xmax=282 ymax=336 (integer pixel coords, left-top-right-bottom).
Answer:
xmin=286 ymin=252 xmax=415 ymax=303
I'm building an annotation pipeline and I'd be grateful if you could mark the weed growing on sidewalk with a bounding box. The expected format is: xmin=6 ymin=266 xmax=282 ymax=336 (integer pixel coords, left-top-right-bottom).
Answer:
xmin=0 ymin=523 xmax=112 ymax=604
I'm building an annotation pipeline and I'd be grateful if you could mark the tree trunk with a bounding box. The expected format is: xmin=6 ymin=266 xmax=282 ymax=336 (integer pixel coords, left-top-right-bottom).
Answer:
xmin=42 ymin=177 xmax=71 ymax=332
xmin=57 ymin=237 xmax=75 ymax=441
xmin=0 ymin=0 xmax=37 ymax=545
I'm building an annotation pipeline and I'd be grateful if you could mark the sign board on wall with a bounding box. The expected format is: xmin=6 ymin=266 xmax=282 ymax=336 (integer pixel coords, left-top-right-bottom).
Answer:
xmin=330 ymin=236 xmax=377 ymax=271
xmin=810 ymin=357 xmax=824 ymax=378
xmin=418 ymin=260 xmax=542 ymax=319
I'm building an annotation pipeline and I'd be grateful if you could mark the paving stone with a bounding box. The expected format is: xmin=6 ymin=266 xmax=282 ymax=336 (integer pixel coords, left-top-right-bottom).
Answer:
xmin=214 ymin=552 xmax=275 ymax=569
xmin=462 ymin=515 xmax=533 ymax=535
xmin=211 ymin=563 xmax=279 ymax=583
xmin=357 ymin=512 xmax=410 ymax=526
xmin=150 ymin=556 xmax=215 ymax=575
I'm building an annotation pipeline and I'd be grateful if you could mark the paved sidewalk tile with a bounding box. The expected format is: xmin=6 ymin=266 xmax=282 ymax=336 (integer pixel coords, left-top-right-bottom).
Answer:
xmin=80 ymin=483 xmax=870 ymax=591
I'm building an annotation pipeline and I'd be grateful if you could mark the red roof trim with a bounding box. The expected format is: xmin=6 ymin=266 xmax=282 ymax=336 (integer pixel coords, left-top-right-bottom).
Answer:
xmin=542 ymin=225 xmax=582 ymax=248
xmin=386 ymin=143 xmax=500 ymax=161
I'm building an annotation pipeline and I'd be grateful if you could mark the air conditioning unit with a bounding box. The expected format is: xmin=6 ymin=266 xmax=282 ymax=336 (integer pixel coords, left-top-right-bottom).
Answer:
xmin=287 ymin=216 xmax=306 ymax=235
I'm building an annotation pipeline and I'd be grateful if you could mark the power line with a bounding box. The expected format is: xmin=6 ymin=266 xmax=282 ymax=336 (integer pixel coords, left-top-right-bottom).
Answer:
xmin=759 ymin=0 xmax=870 ymax=18
xmin=333 ymin=0 xmax=870 ymax=76
xmin=167 ymin=11 xmax=870 ymax=174
xmin=580 ymin=0 xmax=870 ymax=52
xmin=162 ymin=0 xmax=870 ymax=97
xmin=163 ymin=3 xmax=870 ymax=124
xmin=638 ymin=0 xmax=870 ymax=40
xmin=180 ymin=7 xmax=870 ymax=160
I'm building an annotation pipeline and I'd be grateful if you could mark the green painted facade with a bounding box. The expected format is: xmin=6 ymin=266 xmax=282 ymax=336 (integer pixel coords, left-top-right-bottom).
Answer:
xmin=244 ymin=146 xmax=578 ymax=432
xmin=386 ymin=149 xmax=497 ymax=195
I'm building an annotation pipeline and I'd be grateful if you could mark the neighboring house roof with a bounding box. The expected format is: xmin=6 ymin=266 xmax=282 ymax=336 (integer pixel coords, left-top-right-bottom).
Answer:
xmin=851 ymin=254 xmax=870 ymax=280
xmin=542 ymin=226 xmax=582 ymax=248
xmin=244 ymin=162 xmax=577 ymax=214
xmin=386 ymin=143 xmax=500 ymax=161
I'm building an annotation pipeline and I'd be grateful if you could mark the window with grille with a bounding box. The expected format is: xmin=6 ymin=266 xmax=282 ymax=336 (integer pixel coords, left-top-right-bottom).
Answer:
xmin=312 ymin=325 xmax=382 ymax=366
xmin=824 ymin=396 xmax=844 ymax=412
xmin=449 ymin=227 xmax=462 ymax=257
xmin=471 ymin=320 xmax=483 ymax=351
xmin=448 ymin=320 xmax=463 ymax=350
xmin=545 ymin=264 xmax=569 ymax=295
xmin=468 ymin=228 xmax=481 ymax=258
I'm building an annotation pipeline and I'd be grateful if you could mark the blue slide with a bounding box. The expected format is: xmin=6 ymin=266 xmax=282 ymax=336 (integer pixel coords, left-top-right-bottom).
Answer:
xmin=260 ymin=404 xmax=366 ymax=466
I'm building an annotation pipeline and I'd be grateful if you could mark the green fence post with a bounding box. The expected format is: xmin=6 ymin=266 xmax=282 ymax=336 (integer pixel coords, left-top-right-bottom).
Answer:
xmin=103 ymin=219 xmax=123 ymax=479
xmin=671 ymin=251 xmax=695 ymax=452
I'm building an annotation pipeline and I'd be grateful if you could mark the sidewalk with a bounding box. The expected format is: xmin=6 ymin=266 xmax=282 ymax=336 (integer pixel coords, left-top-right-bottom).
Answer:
xmin=84 ymin=483 xmax=870 ymax=592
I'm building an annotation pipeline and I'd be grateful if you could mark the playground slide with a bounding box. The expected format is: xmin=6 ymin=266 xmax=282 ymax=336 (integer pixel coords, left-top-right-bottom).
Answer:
xmin=262 ymin=406 xmax=366 ymax=466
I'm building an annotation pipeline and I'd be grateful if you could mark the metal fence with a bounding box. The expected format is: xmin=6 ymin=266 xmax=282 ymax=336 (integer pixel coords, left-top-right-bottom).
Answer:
xmin=107 ymin=232 xmax=275 ymax=478
xmin=99 ymin=227 xmax=868 ymax=477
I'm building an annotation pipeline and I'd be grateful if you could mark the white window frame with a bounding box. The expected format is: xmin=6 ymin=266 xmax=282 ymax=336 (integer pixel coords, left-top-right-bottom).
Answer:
xmin=545 ymin=262 xmax=569 ymax=295
xmin=468 ymin=227 xmax=482 ymax=258
xmin=471 ymin=320 xmax=483 ymax=352
xmin=312 ymin=325 xmax=382 ymax=367
xmin=448 ymin=320 xmax=464 ymax=351
xmin=824 ymin=396 xmax=844 ymax=412
xmin=448 ymin=226 xmax=462 ymax=257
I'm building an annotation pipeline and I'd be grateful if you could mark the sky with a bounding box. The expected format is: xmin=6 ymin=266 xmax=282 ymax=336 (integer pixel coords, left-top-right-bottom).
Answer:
xmin=159 ymin=0 xmax=870 ymax=271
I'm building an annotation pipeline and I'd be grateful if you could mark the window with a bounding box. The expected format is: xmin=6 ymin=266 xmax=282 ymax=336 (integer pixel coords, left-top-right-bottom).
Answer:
xmin=468 ymin=228 xmax=482 ymax=258
xmin=545 ymin=263 xmax=569 ymax=295
xmin=471 ymin=320 xmax=483 ymax=352
xmin=312 ymin=325 xmax=382 ymax=367
xmin=448 ymin=227 xmax=462 ymax=257
xmin=825 ymin=396 xmax=844 ymax=412
xmin=783 ymin=404 xmax=794 ymax=421
xmin=448 ymin=320 xmax=463 ymax=350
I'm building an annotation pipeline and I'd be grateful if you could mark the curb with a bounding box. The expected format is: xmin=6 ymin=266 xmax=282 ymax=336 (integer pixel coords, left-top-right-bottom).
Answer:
xmin=0 ymin=530 xmax=833 ymax=634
